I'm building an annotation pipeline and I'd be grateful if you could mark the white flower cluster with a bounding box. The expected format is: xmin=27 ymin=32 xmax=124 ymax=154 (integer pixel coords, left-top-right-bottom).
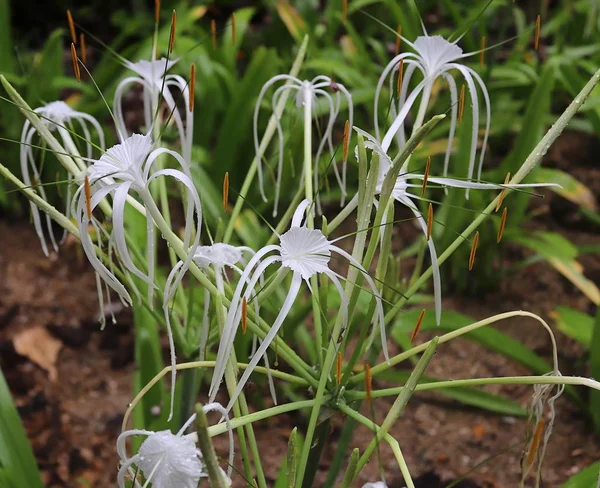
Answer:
xmin=16 ymin=18 xmax=562 ymax=487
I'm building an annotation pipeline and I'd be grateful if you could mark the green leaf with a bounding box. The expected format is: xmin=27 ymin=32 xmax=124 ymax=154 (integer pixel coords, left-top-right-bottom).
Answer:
xmin=274 ymin=429 xmax=304 ymax=488
xmin=510 ymin=231 xmax=600 ymax=305
xmin=552 ymin=306 xmax=594 ymax=347
xmin=534 ymin=168 xmax=597 ymax=211
xmin=560 ymin=461 xmax=600 ymax=487
xmin=393 ymin=309 xmax=553 ymax=375
xmin=0 ymin=368 xmax=44 ymax=488
xmin=500 ymin=64 xmax=556 ymax=226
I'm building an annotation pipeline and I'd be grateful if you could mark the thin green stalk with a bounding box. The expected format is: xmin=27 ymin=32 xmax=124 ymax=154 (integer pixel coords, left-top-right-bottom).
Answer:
xmin=214 ymin=278 xmax=267 ymax=488
xmin=350 ymin=310 xmax=558 ymax=384
xmin=345 ymin=375 xmax=600 ymax=400
xmin=338 ymin=403 xmax=414 ymax=488
xmin=223 ymin=35 xmax=309 ymax=243
xmin=195 ymin=405 xmax=227 ymax=488
xmin=122 ymin=361 xmax=308 ymax=431
xmin=204 ymin=400 xmax=315 ymax=438
xmin=296 ymin=117 xmax=444 ymax=486
xmin=354 ymin=338 xmax=438 ymax=479
xmin=385 ymin=66 xmax=600 ymax=326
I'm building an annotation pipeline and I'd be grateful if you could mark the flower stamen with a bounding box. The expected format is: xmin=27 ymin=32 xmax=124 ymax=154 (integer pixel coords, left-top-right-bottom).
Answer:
xmin=84 ymin=176 xmax=92 ymax=220
xmin=70 ymin=43 xmax=81 ymax=82
xmin=169 ymin=10 xmax=176 ymax=52
xmin=469 ymin=231 xmax=479 ymax=271
xmin=223 ymin=172 xmax=229 ymax=211
xmin=426 ymin=203 xmax=433 ymax=240
xmin=396 ymin=58 xmax=404 ymax=100
xmin=189 ymin=63 xmax=196 ymax=112
xmin=497 ymin=207 xmax=507 ymax=243
xmin=80 ymin=33 xmax=87 ymax=64
xmin=410 ymin=309 xmax=426 ymax=343
xmin=458 ymin=84 xmax=466 ymax=123
xmin=421 ymin=156 xmax=430 ymax=196
xmin=67 ymin=10 xmax=77 ymax=44
xmin=343 ymin=120 xmax=350 ymax=162
xmin=395 ymin=25 xmax=402 ymax=56
xmin=155 ymin=0 xmax=160 ymax=23
xmin=342 ymin=0 xmax=347 ymax=23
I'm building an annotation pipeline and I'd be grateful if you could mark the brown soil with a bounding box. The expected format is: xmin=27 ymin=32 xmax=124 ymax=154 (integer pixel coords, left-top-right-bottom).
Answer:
xmin=0 ymin=133 xmax=599 ymax=488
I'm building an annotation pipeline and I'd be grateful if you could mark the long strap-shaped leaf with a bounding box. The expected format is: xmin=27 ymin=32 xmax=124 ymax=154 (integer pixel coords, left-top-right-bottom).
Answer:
xmin=0 ymin=368 xmax=44 ymax=488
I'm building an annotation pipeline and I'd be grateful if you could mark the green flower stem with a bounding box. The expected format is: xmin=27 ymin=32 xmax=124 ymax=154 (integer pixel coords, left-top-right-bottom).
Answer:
xmin=338 ymin=403 xmax=414 ymax=488
xmin=215 ymin=275 xmax=267 ymax=488
xmin=384 ymin=66 xmax=600 ymax=326
xmin=345 ymin=374 xmax=600 ymax=400
xmin=296 ymin=119 xmax=445 ymax=488
xmin=223 ymin=35 xmax=309 ymax=244
xmin=349 ymin=311 xmax=558 ymax=384
xmin=122 ymin=360 xmax=309 ymax=431
xmin=205 ymin=400 xmax=315 ymax=438
xmin=195 ymin=404 xmax=228 ymax=488
xmin=354 ymin=338 xmax=438 ymax=479
xmin=295 ymin=134 xmax=382 ymax=488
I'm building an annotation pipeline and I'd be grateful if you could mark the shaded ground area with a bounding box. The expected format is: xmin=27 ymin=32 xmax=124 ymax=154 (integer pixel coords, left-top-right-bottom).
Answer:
xmin=0 ymin=132 xmax=599 ymax=487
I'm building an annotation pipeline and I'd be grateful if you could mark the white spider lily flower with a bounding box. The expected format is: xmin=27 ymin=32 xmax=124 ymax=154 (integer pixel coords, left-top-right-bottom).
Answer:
xmin=362 ymin=482 xmax=389 ymax=488
xmin=162 ymin=243 xmax=277 ymax=421
xmin=114 ymin=57 xmax=194 ymax=163
xmin=254 ymin=75 xmax=354 ymax=216
xmin=117 ymin=403 xmax=233 ymax=488
xmin=20 ymin=101 xmax=105 ymax=256
xmin=74 ymin=133 xmax=201 ymax=310
xmin=209 ymin=199 xmax=385 ymax=412
xmin=355 ymin=127 xmax=559 ymax=325
xmin=375 ymin=32 xmax=490 ymax=196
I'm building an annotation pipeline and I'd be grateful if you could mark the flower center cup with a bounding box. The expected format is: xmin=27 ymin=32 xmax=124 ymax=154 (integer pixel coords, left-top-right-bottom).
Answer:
xmin=279 ymin=227 xmax=332 ymax=280
xmin=193 ymin=243 xmax=242 ymax=269
xmin=413 ymin=35 xmax=464 ymax=75
xmin=137 ymin=431 xmax=203 ymax=485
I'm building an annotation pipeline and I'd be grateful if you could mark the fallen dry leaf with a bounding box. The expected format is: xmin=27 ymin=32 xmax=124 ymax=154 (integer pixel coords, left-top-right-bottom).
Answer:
xmin=14 ymin=326 xmax=62 ymax=382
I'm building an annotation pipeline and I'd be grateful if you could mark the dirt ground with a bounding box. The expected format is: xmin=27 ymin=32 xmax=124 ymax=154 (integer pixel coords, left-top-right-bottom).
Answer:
xmin=0 ymin=132 xmax=599 ymax=487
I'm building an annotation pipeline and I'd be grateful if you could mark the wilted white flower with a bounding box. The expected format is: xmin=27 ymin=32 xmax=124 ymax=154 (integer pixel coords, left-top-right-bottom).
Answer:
xmin=355 ymin=127 xmax=559 ymax=325
xmin=162 ymin=243 xmax=276 ymax=420
xmin=117 ymin=403 xmax=233 ymax=488
xmin=254 ymin=75 xmax=354 ymax=216
xmin=20 ymin=101 xmax=104 ymax=256
xmin=74 ymin=133 xmax=201 ymax=309
xmin=375 ymin=30 xmax=490 ymax=196
xmin=209 ymin=199 xmax=384 ymax=412
xmin=114 ymin=57 xmax=194 ymax=163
